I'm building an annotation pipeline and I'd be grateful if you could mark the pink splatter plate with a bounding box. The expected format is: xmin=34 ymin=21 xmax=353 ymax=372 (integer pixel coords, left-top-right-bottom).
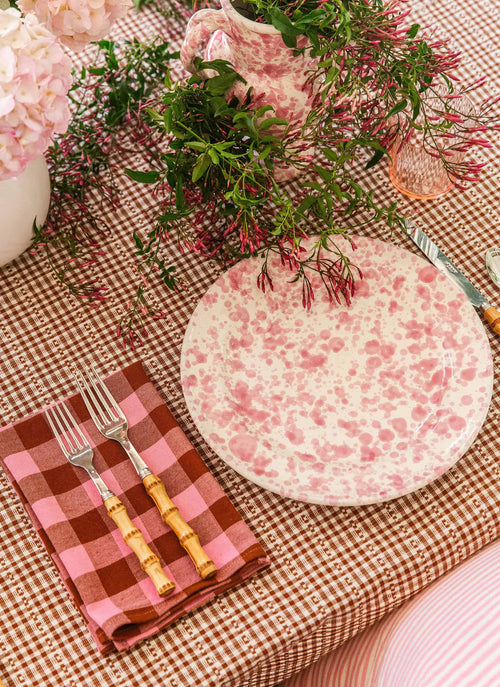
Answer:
xmin=180 ymin=236 xmax=493 ymax=506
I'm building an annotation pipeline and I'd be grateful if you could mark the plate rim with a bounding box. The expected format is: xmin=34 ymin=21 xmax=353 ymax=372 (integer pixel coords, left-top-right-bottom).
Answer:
xmin=180 ymin=236 xmax=494 ymax=506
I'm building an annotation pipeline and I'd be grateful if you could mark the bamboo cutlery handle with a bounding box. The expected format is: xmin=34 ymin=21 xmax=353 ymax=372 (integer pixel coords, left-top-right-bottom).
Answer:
xmin=143 ymin=474 xmax=217 ymax=580
xmin=484 ymin=306 xmax=500 ymax=335
xmin=104 ymin=495 xmax=175 ymax=597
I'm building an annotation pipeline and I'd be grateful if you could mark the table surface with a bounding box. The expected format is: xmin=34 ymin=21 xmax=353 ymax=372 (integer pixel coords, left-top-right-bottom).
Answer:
xmin=1 ymin=1 xmax=499 ymax=686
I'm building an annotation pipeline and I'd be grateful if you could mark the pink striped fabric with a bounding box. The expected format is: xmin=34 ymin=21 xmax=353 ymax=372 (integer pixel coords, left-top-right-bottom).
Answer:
xmin=280 ymin=537 xmax=500 ymax=687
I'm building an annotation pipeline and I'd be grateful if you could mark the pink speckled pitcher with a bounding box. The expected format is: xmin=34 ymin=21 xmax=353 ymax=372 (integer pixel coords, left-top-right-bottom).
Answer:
xmin=180 ymin=0 xmax=317 ymax=133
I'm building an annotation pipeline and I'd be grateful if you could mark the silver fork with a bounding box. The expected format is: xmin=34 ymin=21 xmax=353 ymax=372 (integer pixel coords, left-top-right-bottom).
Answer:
xmin=45 ymin=401 xmax=175 ymax=597
xmin=74 ymin=367 xmax=217 ymax=580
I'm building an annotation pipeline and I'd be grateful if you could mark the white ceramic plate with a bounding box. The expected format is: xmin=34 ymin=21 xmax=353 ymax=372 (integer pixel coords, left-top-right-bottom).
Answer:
xmin=180 ymin=236 xmax=493 ymax=506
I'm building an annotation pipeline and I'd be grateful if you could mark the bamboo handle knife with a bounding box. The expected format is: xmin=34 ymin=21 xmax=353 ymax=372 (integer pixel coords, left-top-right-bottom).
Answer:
xmin=406 ymin=221 xmax=500 ymax=336
xmin=484 ymin=306 xmax=500 ymax=334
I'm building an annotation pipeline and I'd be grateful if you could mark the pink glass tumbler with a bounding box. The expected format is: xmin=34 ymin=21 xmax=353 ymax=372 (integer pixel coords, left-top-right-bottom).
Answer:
xmin=388 ymin=95 xmax=474 ymax=200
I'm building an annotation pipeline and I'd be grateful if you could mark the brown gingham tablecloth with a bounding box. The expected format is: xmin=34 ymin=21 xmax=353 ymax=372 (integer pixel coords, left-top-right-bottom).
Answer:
xmin=0 ymin=0 xmax=499 ymax=685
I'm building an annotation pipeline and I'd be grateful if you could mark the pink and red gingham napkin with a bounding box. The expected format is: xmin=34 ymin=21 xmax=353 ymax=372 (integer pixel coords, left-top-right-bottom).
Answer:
xmin=0 ymin=362 xmax=269 ymax=653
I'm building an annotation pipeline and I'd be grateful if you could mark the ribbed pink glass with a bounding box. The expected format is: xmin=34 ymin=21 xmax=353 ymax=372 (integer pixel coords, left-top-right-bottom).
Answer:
xmin=388 ymin=94 xmax=474 ymax=200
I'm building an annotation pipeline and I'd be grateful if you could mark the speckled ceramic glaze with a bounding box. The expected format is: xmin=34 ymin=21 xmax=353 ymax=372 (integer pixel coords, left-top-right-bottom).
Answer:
xmin=180 ymin=236 xmax=493 ymax=506
xmin=180 ymin=0 xmax=317 ymax=132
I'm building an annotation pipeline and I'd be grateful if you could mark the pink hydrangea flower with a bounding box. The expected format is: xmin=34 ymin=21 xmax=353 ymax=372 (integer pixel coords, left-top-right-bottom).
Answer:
xmin=0 ymin=8 xmax=72 ymax=181
xmin=19 ymin=0 xmax=133 ymax=51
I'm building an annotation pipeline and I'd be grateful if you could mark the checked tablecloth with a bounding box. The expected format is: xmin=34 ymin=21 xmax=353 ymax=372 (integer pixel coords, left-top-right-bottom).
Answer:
xmin=0 ymin=1 xmax=499 ymax=686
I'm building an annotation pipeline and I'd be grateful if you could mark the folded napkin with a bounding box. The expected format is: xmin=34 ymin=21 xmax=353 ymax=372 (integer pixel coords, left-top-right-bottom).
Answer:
xmin=0 ymin=361 xmax=269 ymax=653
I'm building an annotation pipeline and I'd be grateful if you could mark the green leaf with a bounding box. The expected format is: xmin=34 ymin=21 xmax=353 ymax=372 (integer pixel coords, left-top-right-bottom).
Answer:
xmin=211 ymin=96 xmax=231 ymax=116
xmin=159 ymin=211 xmax=184 ymax=222
xmin=208 ymin=148 xmax=220 ymax=164
xmin=294 ymin=8 xmax=325 ymax=28
xmin=348 ymin=180 xmax=364 ymax=198
xmin=365 ymin=149 xmax=385 ymax=169
xmin=296 ymin=195 xmax=316 ymax=214
xmin=133 ymin=232 xmax=144 ymax=250
xmin=316 ymin=166 xmax=332 ymax=183
xmin=233 ymin=112 xmax=254 ymax=127
xmin=268 ymin=7 xmax=301 ymax=35
xmin=408 ymin=23 xmax=420 ymax=39
xmin=326 ymin=66 xmax=339 ymax=82
xmin=388 ymin=99 xmax=408 ymax=117
xmin=192 ymin=153 xmax=211 ymax=182
xmin=185 ymin=140 xmax=207 ymax=151
xmin=197 ymin=58 xmax=237 ymax=74
xmin=259 ymin=144 xmax=273 ymax=160
xmin=163 ymin=108 xmax=172 ymax=131
xmin=321 ymin=147 xmax=338 ymax=162
xmin=206 ymin=72 xmax=242 ymax=96
xmin=145 ymin=108 xmax=163 ymax=122
xmin=254 ymin=105 xmax=275 ymax=118
xmin=331 ymin=183 xmax=342 ymax=201
xmin=281 ymin=33 xmax=298 ymax=49
xmin=308 ymin=29 xmax=320 ymax=52
xmin=97 ymin=39 xmax=113 ymax=50
xmin=314 ymin=198 xmax=327 ymax=220
xmin=303 ymin=181 xmax=323 ymax=192
xmin=258 ymin=117 xmax=288 ymax=131
xmin=125 ymin=169 xmax=160 ymax=184
xmin=317 ymin=58 xmax=333 ymax=69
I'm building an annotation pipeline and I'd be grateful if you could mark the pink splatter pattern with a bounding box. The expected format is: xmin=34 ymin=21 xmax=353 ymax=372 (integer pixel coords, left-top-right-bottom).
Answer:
xmin=180 ymin=236 xmax=493 ymax=506
xmin=180 ymin=0 xmax=317 ymax=134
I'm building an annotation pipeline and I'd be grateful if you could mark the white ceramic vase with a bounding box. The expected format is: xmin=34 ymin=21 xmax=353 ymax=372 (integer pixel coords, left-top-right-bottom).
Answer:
xmin=0 ymin=155 xmax=51 ymax=268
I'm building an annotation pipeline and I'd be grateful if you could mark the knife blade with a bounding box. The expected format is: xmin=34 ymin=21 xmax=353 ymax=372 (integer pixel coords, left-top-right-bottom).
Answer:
xmin=404 ymin=220 xmax=500 ymax=336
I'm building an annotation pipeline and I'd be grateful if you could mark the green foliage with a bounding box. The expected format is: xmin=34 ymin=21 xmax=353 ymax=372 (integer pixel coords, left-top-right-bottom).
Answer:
xmin=75 ymin=39 xmax=179 ymax=126
xmin=30 ymin=0 xmax=497 ymax=345
xmin=228 ymin=0 xmax=481 ymax=151
xmin=127 ymin=59 xmax=407 ymax=311
xmin=34 ymin=38 xmax=179 ymax=320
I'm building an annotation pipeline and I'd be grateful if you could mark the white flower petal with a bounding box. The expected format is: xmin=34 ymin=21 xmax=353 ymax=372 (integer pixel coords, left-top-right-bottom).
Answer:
xmin=0 ymin=45 xmax=16 ymax=82
xmin=0 ymin=93 xmax=15 ymax=117
xmin=0 ymin=9 xmax=71 ymax=178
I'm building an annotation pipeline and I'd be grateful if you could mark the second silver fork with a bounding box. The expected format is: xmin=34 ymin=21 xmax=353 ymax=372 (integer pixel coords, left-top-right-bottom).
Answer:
xmin=74 ymin=366 xmax=217 ymax=580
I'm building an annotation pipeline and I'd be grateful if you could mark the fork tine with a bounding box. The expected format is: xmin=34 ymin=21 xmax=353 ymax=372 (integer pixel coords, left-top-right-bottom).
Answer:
xmin=88 ymin=365 xmax=123 ymax=421
xmin=58 ymin=401 xmax=86 ymax=449
xmin=46 ymin=403 xmax=81 ymax=454
xmin=75 ymin=373 xmax=111 ymax=428
xmin=51 ymin=402 xmax=83 ymax=453
xmin=51 ymin=403 xmax=72 ymax=439
xmin=45 ymin=406 xmax=70 ymax=458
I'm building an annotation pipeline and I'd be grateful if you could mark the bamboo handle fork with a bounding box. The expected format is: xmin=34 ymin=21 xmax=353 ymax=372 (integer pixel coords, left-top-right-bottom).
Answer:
xmin=45 ymin=403 xmax=175 ymax=598
xmin=74 ymin=367 xmax=217 ymax=580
